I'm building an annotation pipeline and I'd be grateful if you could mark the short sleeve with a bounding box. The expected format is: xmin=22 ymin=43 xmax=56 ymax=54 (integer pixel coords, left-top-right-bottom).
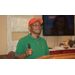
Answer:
xmin=15 ymin=39 xmax=25 ymax=57
xmin=44 ymin=40 xmax=50 ymax=55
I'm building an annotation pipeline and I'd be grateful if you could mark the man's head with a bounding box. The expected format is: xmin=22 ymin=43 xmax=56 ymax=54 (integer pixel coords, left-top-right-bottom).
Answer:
xmin=28 ymin=18 xmax=43 ymax=34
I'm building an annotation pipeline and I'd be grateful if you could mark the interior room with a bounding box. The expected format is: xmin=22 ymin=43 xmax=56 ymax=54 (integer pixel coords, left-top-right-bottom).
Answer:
xmin=0 ymin=15 xmax=75 ymax=59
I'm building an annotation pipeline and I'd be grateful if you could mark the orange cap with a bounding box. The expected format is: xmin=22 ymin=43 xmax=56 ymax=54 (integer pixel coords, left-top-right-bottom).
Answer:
xmin=28 ymin=18 xmax=43 ymax=26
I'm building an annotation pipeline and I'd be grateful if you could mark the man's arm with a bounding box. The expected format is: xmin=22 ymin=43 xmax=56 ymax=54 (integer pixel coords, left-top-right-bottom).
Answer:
xmin=15 ymin=49 xmax=33 ymax=59
xmin=15 ymin=53 xmax=27 ymax=59
xmin=45 ymin=40 xmax=50 ymax=55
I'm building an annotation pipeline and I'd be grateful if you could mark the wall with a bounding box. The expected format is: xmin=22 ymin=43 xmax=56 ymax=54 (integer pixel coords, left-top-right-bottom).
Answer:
xmin=12 ymin=15 xmax=42 ymax=40
xmin=0 ymin=15 xmax=7 ymax=55
xmin=0 ymin=15 xmax=75 ymax=55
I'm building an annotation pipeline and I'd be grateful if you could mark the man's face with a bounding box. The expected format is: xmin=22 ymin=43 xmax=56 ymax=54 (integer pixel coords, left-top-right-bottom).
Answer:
xmin=29 ymin=21 xmax=42 ymax=34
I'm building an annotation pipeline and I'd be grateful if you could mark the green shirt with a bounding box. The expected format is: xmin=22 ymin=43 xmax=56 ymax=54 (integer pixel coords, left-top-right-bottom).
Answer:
xmin=15 ymin=33 xmax=50 ymax=59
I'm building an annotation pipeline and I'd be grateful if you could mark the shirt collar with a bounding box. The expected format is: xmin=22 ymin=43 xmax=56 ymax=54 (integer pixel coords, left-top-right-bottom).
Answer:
xmin=28 ymin=33 xmax=41 ymax=40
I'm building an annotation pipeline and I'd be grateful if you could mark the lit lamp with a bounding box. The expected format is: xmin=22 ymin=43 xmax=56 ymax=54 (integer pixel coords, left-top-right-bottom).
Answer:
xmin=63 ymin=41 xmax=68 ymax=46
xmin=62 ymin=41 xmax=69 ymax=49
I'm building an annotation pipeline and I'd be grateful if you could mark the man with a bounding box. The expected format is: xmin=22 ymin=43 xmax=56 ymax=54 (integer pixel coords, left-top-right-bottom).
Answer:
xmin=15 ymin=18 xmax=49 ymax=59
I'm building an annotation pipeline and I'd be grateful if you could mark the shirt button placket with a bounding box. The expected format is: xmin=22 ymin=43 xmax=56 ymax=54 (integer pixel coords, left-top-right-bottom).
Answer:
xmin=37 ymin=40 xmax=39 ymax=46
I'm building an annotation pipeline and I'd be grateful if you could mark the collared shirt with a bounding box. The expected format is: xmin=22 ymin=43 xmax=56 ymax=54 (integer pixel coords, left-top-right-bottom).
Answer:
xmin=15 ymin=33 xmax=49 ymax=59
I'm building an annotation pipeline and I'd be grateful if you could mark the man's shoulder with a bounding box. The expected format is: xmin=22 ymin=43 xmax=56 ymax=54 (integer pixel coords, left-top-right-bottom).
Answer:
xmin=19 ymin=35 xmax=29 ymax=42
xmin=40 ymin=36 xmax=46 ymax=42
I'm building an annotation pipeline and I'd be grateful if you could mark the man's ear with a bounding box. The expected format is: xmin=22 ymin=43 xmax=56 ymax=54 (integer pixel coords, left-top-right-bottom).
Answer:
xmin=28 ymin=25 xmax=31 ymax=31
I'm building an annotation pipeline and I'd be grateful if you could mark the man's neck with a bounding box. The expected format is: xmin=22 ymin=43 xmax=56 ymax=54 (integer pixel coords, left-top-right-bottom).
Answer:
xmin=30 ymin=33 xmax=39 ymax=39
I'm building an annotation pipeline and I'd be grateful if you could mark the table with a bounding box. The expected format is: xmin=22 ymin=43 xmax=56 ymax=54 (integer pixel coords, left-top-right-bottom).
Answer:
xmin=37 ymin=53 xmax=75 ymax=59
xmin=0 ymin=55 xmax=15 ymax=59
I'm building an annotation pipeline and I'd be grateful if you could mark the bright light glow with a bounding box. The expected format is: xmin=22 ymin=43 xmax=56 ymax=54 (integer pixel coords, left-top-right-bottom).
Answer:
xmin=48 ymin=16 xmax=56 ymax=19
